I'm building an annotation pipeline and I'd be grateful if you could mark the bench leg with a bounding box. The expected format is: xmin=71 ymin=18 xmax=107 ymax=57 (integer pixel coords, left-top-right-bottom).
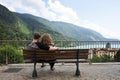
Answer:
xmin=32 ymin=62 xmax=37 ymax=78
xmin=75 ymin=62 xmax=80 ymax=76
xmin=75 ymin=49 xmax=80 ymax=76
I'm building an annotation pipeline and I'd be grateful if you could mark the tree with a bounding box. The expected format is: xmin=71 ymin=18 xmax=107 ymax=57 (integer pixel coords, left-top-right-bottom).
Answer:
xmin=106 ymin=42 xmax=111 ymax=48
xmin=114 ymin=50 xmax=120 ymax=62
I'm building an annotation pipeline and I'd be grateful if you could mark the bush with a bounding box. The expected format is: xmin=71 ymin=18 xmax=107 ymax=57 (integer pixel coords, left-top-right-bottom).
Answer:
xmin=91 ymin=55 xmax=102 ymax=62
xmin=114 ymin=50 xmax=120 ymax=62
xmin=91 ymin=54 xmax=114 ymax=62
xmin=101 ymin=54 xmax=113 ymax=62
xmin=0 ymin=45 xmax=24 ymax=64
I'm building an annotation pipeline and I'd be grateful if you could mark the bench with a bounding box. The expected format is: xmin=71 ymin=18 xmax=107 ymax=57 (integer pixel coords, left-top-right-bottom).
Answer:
xmin=23 ymin=49 xmax=89 ymax=78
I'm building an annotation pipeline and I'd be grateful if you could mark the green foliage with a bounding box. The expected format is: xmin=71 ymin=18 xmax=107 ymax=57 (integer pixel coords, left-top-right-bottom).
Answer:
xmin=0 ymin=4 xmax=30 ymax=40
xmin=0 ymin=4 xmax=17 ymax=24
xmin=0 ymin=45 xmax=24 ymax=64
xmin=101 ymin=54 xmax=113 ymax=62
xmin=106 ymin=42 xmax=111 ymax=48
xmin=114 ymin=50 xmax=120 ymax=62
xmin=91 ymin=55 xmax=102 ymax=62
xmin=91 ymin=54 xmax=114 ymax=62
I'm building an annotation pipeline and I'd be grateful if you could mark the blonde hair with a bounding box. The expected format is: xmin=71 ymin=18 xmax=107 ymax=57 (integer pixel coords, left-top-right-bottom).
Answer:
xmin=41 ymin=33 xmax=53 ymax=45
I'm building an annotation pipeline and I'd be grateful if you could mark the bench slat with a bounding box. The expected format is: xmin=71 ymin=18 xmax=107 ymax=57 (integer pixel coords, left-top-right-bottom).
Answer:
xmin=23 ymin=49 xmax=89 ymax=61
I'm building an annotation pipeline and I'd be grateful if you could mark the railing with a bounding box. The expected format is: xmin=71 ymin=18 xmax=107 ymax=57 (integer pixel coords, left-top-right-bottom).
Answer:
xmin=0 ymin=40 xmax=120 ymax=49
xmin=0 ymin=40 xmax=120 ymax=64
xmin=54 ymin=40 xmax=120 ymax=49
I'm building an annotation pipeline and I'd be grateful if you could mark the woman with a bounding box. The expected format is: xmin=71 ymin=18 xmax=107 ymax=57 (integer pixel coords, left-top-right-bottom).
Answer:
xmin=40 ymin=33 xmax=57 ymax=70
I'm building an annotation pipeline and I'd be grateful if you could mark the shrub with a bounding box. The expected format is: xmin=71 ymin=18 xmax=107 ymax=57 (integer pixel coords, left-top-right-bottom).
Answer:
xmin=114 ymin=50 xmax=120 ymax=62
xmin=91 ymin=54 xmax=114 ymax=62
xmin=91 ymin=55 xmax=102 ymax=62
xmin=0 ymin=44 xmax=24 ymax=64
xmin=101 ymin=54 xmax=113 ymax=62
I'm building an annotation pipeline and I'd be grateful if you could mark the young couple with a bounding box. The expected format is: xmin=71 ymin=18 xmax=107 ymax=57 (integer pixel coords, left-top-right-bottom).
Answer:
xmin=27 ymin=32 xmax=58 ymax=71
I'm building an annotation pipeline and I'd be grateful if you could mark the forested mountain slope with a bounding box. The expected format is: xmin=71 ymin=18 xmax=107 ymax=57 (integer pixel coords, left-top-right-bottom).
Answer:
xmin=0 ymin=4 xmax=117 ymax=41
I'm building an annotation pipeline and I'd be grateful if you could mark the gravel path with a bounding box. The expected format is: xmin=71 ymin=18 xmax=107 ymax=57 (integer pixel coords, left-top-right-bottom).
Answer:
xmin=0 ymin=63 xmax=120 ymax=80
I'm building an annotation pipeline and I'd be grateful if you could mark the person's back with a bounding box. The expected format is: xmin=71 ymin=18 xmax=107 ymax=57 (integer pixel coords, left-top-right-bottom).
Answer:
xmin=40 ymin=33 xmax=57 ymax=70
xmin=27 ymin=42 xmax=39 ymax=49
xmin=40 ymin=33 xmax=58 ymax=50
xmin=26 ymin=32 xmax=40 ymax=49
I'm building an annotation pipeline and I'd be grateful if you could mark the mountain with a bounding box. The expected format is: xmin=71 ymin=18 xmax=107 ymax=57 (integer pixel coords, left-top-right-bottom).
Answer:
xmin=0 ymin=4 xmax=117 ymax=41
xmin=0 ymin=4 xmax=30 ymax=40
xmin=48 ymin=21 xmax=106 ymax=40
xmin=19 ymin=13 xmax=109 ymax=41
xmin=0 ymin=4 xmax=70 ymax=40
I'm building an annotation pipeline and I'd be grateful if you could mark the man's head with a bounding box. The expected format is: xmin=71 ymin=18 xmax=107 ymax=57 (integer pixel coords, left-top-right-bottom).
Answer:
xmin=34 ymin=32 xmax=41 ymax=39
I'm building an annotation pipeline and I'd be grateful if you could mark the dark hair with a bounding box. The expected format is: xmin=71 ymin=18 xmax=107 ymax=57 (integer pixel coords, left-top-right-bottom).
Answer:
xmin=34 ymin=32 xmax=41 ymax=39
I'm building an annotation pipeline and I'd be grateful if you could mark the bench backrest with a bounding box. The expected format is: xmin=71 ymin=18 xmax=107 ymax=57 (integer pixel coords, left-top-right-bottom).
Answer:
xmin=23 ymin=49 xmax=89 ymax=61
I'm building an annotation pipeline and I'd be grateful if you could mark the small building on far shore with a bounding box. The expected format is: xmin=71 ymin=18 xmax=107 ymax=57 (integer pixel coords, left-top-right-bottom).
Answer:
xmin=93 ymin=48 xmax=119 ymax=58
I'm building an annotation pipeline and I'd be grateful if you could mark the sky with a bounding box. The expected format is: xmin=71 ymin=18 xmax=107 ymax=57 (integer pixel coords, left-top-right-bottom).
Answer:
xmin=0 ymin=0 xmax=120 ymax=40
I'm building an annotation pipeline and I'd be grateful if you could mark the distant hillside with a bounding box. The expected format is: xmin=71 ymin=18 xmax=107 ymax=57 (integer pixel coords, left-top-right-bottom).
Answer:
xmin=0 ymin=4 xmax=70 ymax=40
xmin=0 ymin=4 xmax=30 ymax=40
xmin=50 ymin=22 xmax=106 ymax=40
xmin=21 ymin=14 xmax=111 ymax=41
xmin=0 ymin=4 xmax=117 ymax=41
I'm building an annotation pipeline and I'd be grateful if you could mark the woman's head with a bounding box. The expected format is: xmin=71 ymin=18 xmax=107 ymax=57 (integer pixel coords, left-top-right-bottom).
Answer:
xmin=41 ymin=33 xmax=53 ymax=45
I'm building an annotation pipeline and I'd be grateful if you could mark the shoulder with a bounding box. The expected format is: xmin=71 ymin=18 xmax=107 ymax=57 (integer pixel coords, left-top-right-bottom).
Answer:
xmin=27 ymin=42 xmax=39 ymax=49
xmin=35 ymin=42 xmax=50 ymax=50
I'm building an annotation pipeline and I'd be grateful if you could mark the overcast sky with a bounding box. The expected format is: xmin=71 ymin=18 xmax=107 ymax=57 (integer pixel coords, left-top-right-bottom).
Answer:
xmin=0 ymin=0 xmax=120 ymax=40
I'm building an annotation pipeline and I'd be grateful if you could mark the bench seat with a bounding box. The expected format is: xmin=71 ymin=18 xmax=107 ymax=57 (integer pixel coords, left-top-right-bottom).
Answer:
xmin=23 ymin=49 xmax=89 ymax=78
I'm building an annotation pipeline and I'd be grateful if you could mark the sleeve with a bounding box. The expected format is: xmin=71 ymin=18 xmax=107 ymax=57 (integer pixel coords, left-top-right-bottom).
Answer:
xmin=35 ymin=42 xmax=50 ymax=50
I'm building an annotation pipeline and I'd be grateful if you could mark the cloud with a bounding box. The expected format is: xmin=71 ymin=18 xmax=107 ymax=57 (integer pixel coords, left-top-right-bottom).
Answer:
xmin=47 ymin=0 xmax=81 ymax=23
xmin=0 ymin=0 xmax=81 ymax=24
xmin=0 ymin=0 xmax=119 ymax=39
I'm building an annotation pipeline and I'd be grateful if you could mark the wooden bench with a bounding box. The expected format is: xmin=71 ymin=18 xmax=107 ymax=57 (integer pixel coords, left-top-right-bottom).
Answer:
xmin=23 ymin=49 xmax=89 ymax=78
